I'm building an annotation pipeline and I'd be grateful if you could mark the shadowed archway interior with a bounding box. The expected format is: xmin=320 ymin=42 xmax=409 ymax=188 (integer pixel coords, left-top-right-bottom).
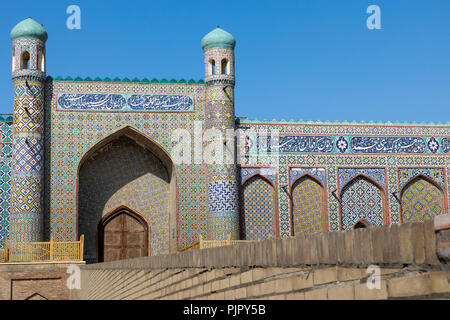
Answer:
xmin=78 ymin=129 xmax=175 ymax=263
xmin=291 ymin=175 xmax=324 ymax=236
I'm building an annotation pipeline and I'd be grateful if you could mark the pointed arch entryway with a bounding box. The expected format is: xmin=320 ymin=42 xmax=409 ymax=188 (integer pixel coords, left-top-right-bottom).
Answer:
xmin=97 ymin=206 xmax=149 ymax=263
xmin=76 ymin=126 xmax=178 ymax=263
xmin=400 ymin=174 xmax=445 ymax=223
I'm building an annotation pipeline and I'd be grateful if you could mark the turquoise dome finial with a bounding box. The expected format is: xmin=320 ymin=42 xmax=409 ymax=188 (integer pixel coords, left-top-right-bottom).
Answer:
xmin=201 ymin=27 xmax=235 ymax=51
xmin=10 ymin=17 xmax=48 ymax=42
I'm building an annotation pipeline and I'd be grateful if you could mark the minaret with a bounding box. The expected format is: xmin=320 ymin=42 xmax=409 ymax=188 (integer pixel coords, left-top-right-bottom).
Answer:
xmin=201 ymin=27 xmax=240 ymax=240
xmin=9 ymin=18 xmax=47 ymax=242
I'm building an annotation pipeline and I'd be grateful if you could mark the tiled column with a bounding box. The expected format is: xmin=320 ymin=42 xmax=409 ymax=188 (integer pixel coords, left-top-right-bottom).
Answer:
xmin=9 ymin=38 xmax=46 ymax=242
xmin=203 ymin=35 xmax=240 ymax=240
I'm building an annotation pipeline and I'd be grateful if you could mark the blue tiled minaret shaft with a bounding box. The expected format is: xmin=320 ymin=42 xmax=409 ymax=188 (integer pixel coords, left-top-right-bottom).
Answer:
xmin=202 ymin=27 xmax=240 ymax=240
xmin=9 ymin=18 xmax=47 ymax=241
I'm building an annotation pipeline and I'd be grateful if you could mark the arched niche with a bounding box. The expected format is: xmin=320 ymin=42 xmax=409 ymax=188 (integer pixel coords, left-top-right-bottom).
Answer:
xmin=76 ymin=126 xmax=178 ymax=262
xmin=241 ymin=174 xmax=278 ymax=240
xmin=290 ymin=174 xmax=328 ymax=236
xmin=400 ymin=174 xmax=445 ymax=223
xmin=340 ymin=174 xmax=388 ymax=231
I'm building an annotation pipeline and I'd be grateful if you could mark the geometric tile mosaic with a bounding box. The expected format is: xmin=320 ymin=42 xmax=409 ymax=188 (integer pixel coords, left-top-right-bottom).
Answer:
xmin=78 ymin=136 xmax=170 ymax=261
xmin=208 ymin=180 xmax=238 ymax=212
xmin=12 ymin=137 xmax=42 ymax=173
xmin=401 ymin=177 xmax=443 ymax=223
xmin=289 ymin=167 xmax=325 ymax=187
xmin=241 ymin=167 xmax=277 ymax=186
xmin=291 ymin=176 xmax=324 ymax=236
xmin=398 ymin=167 xmax=445 ymax=190
xmin=46 ymin=80 xmax=206 ymax=251
xmin=10 ymin=76 xmax=45 ymax=243
xmin=242 ymin=176 xmax=275 ymax=240
xmin=0 ymin=121 xmax=12 ymax=248
xmin=341 ymin=176 xmax=384 ymax=230
xmin=338 ymin=168 xmax=386 ymax=192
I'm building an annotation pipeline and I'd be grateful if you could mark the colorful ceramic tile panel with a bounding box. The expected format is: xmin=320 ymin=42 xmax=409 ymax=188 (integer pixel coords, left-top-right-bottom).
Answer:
xmin=338 ymin=168 xmax=386 ymax=192
xmin=398 ymin=168 xmax=445 ymax=190
xmin=292 ymin=176 xmax=323 ymax=236
xmin=46 ymin=80 xmax=206 ymax=250
xmin=0 ymin=121 xmax=12 ymax=247
xmin=442 ymin=138 xmax=450 ymax=153
xmin=401 ymin=178 xmax=443 ymax=223
xmin=57 ymin=93 xmax=194 ymax=111
xmin=178 ymin=164 xmax=207 ymax=248
xmin=208 ymin=180 xmax=238 ymax=212
xmin=245 ymin=135 xmax=449 ymax=155
xmin=289 ymin=167 xmax=326 ymax=187
xmin=242 ymin=176 xmax=275 ymax=240
xmin=341 ymin=176 xmax=384 ymax=230
xmin=241 ymin=167 xmax=277 ymax=186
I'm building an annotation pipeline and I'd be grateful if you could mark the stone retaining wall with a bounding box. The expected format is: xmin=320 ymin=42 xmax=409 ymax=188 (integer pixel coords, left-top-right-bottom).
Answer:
xmin=71 ymin=217 xmax=450 ymax=300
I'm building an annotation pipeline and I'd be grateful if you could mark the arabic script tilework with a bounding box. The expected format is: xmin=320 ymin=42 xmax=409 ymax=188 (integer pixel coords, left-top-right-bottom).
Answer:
xmin=239 ymin=122 xmax=450 ymax=237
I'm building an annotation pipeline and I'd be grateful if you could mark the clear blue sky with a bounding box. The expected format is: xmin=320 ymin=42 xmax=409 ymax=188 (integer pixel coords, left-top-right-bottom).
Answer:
xmin=1 ymin=0 xmax=449 ymax=122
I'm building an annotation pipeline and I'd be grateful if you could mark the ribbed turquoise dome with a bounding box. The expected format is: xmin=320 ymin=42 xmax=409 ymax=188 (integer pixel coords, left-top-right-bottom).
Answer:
xmin=201 ymin=27 xmax=235 ymax=51
xmin=10 ymin=18 xmax=48 ymax=42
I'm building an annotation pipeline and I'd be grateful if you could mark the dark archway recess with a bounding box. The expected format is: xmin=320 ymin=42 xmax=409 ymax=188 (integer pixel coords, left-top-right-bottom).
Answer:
xmin=353 ymin=219 xmax=371 ymax=229
xmin=77 ymin=126 xmax=178 ymax=262
xmin=97 ymin=207 xmax=149 ymax=263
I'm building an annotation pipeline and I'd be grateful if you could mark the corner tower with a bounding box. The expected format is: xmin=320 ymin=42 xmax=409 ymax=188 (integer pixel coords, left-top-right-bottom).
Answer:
xmin=202 ymin=27 xmax=240 ymax=240
xmin=9 ymin=18 xmax=47 ymax=241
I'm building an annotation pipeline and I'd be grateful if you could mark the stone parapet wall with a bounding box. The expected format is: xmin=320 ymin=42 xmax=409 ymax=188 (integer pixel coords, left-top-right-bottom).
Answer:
xmin=72 ymin=266 xmax=449 ymax=300
xmin=81 ymin=220 xmax=441 ymax=270
xmin=71 ymin=217 xmax=450 ymax=300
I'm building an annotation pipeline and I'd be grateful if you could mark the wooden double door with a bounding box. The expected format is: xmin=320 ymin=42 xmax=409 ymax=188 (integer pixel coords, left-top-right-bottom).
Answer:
xmin=97 ymin=208 xmax=149 ymax=263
